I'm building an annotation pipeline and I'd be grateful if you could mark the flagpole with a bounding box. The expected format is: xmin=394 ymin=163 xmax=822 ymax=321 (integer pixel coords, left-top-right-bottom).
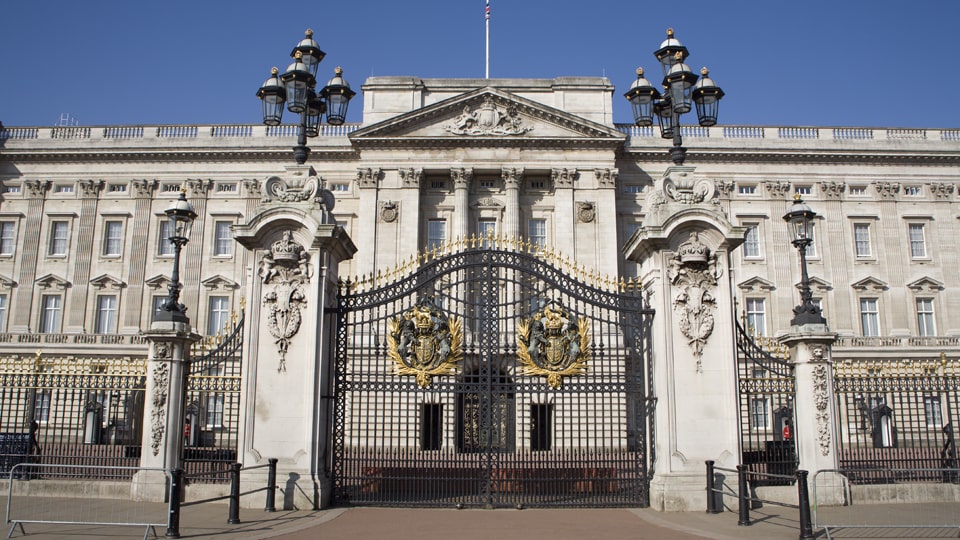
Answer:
xmin=485 ymin=0 xmax=490 ymax=78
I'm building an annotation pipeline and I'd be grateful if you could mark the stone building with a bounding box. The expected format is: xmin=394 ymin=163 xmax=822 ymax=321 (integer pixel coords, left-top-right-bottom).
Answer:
xmin=0 ymin=75 xmax=958 ymax=510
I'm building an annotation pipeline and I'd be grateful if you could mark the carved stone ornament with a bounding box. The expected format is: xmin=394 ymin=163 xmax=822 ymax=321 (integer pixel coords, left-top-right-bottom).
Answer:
xmin=668 ymin=232 xmax=723 ymax=371
xmin=154 ymin=342 xmax=170 ymax=359
xmin=764 ymin=181 xmax=792 ymax=199
xmin=517 ymin=303 xmax=591 ymax=389
xmin=875 ymin=182 xmax=900 ymax=199
xmin=819 ymin=181 xmax=846 ymax=199
xmin=259 ymin=231 xmax=312 ymax=372
xmin=262 ymin=175 xmax=320 ymax=203
xmin=813 ymin=362 xmax=832 ymax=456
xmin=150 ymin=362 xmax=169 ymax=456
xmin=929 ymin=182 xmax=955 ymax=199
xmin=387 ymin=295 xmax=463 ymax=388
xmin=379 ymin=201 xmax=399 ymax=223
xmin=444 ymin=96 xmax=533 ymax=136
xmin=576 ymin=202 xmax=596 ymax=223
xmin=662 ymin=169 xmax=714 ymax=205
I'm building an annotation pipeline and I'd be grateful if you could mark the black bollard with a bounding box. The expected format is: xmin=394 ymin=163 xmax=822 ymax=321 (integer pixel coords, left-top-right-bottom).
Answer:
xmin=228 ymin=462 xmax=242 ymax=524
xmin=705 ymin=460 xmax=719 ymax=514
xmin=165 ymin=468 xmax=183 ymax=538
xmin=796 ymin=469 xmax=814 ymax=540
xmin=265 ymin=458 xmax=278 ymax=512
xmin=737 ymin=465 xmax=751 ymax=526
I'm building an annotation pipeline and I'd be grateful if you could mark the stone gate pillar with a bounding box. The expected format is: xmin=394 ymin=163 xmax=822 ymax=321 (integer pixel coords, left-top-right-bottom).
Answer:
xmin=623 ymin=166 xmax=746 ymax=511
xmin=234 ymin=165 xmax=357 ymax=510
xmin=134 ymin=320 xmax=200 ymax=501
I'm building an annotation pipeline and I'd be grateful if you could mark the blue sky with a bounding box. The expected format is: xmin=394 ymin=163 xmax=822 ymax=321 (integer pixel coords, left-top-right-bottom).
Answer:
xmin=2 ymin=0 xmax=958 ymax=128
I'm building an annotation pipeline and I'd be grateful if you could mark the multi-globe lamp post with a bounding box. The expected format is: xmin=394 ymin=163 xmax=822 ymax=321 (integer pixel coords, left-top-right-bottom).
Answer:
xmin=624 ymin=28 xmax=725 ymax=165
xmin=156 ymin=189 xmax=197 ymax=325
xmin=783 ymin=195 xmax=827 ymax=326
xmin=257 ymin=29 xmax=356 ymax=165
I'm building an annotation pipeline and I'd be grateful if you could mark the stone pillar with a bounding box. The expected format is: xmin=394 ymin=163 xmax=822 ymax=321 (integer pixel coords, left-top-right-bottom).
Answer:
xmin=355 ymin=167 xmax=380 ymax=277
xmin=451 ymin=168 xmax=472 ymax=240
xmin=502 ymin=167 xmax=522 ymax=239
xmin=233 ymin=170 xmax=356 ymax=510
xmin=780 ymin=324 xmax=843 ymax=503
xmin=623 ymin=165 xmax=747 ymax=511
xmin=552 ymin=168 xmax=576 ymax=255
xmin=133 ymin=319 xmax=200 ymax=501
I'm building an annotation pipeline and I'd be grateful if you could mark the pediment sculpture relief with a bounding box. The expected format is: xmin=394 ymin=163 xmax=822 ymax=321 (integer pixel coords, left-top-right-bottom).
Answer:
xmin=444 ymin=96 xmax=533 ymax=136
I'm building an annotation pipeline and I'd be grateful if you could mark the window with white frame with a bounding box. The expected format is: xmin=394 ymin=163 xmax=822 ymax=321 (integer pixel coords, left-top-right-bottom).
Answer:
xmin=908 ymin=223 xmax=927 ymax=258
xmin=904 ymin=185 xmax=922 ymax=197
xmin=795 ymin=185 xmax=812 ymax=195
xmin=213 ymin=221 xmax=233 ymax=257
xmin=738 ymin=184 xmax=757 ymax=195
xmin=742 ymin=223 xmax=761 ymax=258
xmin=478 ymin=218 xmax=496 ymax=248
xmin=804 ymin=221 xmax=818 ymax=258
xmin=95 ymin=295 xmax=118 ymax=334
xmin=157 ymin=220 xmax=174 ymax=256
xmin=860 ymin=298 xmax=880 ymax=337
xmin=623 ymin=184 xmax=643 ymax=194
xmin=916 ymin=297 xmax=936 ymax=337
xmin=849 ymin=185 xmax=867 ymax=196
xmin=0 ymin=222 xmax=15 ymax=256
xmin=745 ymin=298 xmax=766 ymax=336
xmin=206 ymin=296 xmax=230 ymax=336
xmin=34 ymin=390 xmax=51 ymax=423
xmin=205 ymin=365 xmax=225 ymax=428
xmin=102 ymin=220 xmax=124 ymax=257
xmin=331 ymin=183 xmax=349 ymax=192
xmin=39 ymin=294 xmax=62 ymax=333
xmin=48 ymin=220 xmax=69 ymax=256
xmin=427 ymin=220 xmax=446 ymax=250
xmin=54 ymin=184 xmax=74 ymax=193
xmin=750 ymin=397 xmax=769 ymax=429
xmin=151 ymin=295 xmax=167 ymax=322
xmin=853 ymin=223 xmax=872 ymax=257
xmin=528 ymin=219 xmax=547 ymax=249
xmin=0 ymin=294 xmax=7 ymax=331
xmin=924 ymin=396 xmax=943 ymax=427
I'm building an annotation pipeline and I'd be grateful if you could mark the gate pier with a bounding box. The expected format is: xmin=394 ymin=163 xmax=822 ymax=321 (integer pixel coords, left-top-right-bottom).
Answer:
xmin=234 ymin=165 xmax=357 ymax=510
xmin=624 ymin=165 xmax=747 ymax=511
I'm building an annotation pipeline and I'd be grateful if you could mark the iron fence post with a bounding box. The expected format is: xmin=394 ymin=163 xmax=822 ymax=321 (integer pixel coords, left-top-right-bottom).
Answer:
xmin=796 ymin=469 xmax=814 ymax=540
xmin=266 ymin=458 xmax=278 ymax=512
xmin=228 ymin=462 xmax=242 ymax=524
xmin=737 ymin=465 xmax=750 ymax=526
xmin=166 ymin=468 xmax=183 ymax=538
xmin=705 ymin=460 xmax=719 ymax=513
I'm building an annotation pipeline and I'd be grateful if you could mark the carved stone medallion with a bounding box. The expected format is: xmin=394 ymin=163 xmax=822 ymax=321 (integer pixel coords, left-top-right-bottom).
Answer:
xmin=387 ymin=295 xmax=463 ymax=388
xmin=517 ymin=303 xmax=591 ymax=389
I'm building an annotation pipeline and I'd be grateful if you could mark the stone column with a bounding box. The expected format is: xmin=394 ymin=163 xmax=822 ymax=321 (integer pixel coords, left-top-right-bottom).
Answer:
xmin=780 ymin=324 xmax=843 ymax=503
xmin=134 ymin=319 xmax=200 ymax=501
xmin=451 ymin=168 xmax=472 ymax=240
xmin=233 ymin=171 xmax=356 ymax=510
xmin=11 ymin=180 xmax=49 ymax=332
xmin=355 ymin=167 xmax=380 ymax=277
xmin=552 ymin=168 xmax=576 ymax=255
xmin=502 ymin=167 xmax=522 ymax=239
xmin=623 ymin=165 xmax=747 ymax=511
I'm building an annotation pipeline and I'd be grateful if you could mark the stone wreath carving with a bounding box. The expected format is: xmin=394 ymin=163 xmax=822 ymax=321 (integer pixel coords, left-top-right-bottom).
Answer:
xmin=576 ymin=202 xmax=596 ymax=223
xmin=150 ymin=361 xmax=169 ymax=456
xmin=445 ymin=96 xmax=533 ymax=136
xmin=379 ymin=201 xmax=399 ymax=223
xmin=259 ymin=231 xmax=312 ymax=372
xmin=667 ymin=232 xmax=722 ymax=372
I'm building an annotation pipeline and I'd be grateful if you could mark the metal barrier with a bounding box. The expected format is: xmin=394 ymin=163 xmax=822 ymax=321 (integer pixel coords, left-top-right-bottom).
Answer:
xmin=812 ymin=467 xmax=960 ymax=539
xmin=705 ymin=460 xmax=814 ymax=539
xmin=176 ymin=458 xmax=278 ymax=526
xmin=5 ymin=463 xmax=173 ymax=539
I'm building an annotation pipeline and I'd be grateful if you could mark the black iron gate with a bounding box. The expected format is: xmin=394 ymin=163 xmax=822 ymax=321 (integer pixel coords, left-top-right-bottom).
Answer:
xmin=332 ymin=244 xmax=654 ymax=507
xmin=736 ymin=321 xmax=798 ymax=484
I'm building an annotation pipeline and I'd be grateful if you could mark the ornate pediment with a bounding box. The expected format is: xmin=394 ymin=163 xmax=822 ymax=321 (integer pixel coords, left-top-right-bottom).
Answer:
xmin=907 ymin=276 xmax=944 ymax=293
xmin=145 ymin=274 xmax=172 ymax=289
xmin=349 ymin=88 xmax=626 ymax=148
xmin=35 ymin=273 xmax=70 ymax=290
xmin=201 ymin=275 xmax=239 ymax=291
xmin=0 ymin=275 xmax=16 ymax=290
xmin=737 ymin=276 xmax=776 ymax=293
xmin=851 ymin=276 xmax=888 ymax=292
xmin=89 ymin=274 xmax=126 ymax=290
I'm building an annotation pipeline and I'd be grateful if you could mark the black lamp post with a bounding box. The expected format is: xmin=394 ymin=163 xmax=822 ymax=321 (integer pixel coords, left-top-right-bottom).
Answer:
xmin=783 ymin=195 xmax=827 ymax=326
xmin=157 ymin=190 xmax=197 ymax=324
xmin=624 ymin=28 xmax=725 ymax=166
xmin=257 ymin=29 xmax=356 ymax=165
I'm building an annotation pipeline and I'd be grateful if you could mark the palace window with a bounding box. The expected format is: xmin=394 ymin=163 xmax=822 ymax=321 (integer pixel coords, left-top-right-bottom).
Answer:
xmin=745 ymin=298 xmax=766 ymax=336
xmin=530 ymin=403 xmax=554 ymax=451
xmin=427 ymin=220 xmax=446 ymax=250
xmin=804 ymin=221 xmax=818 ymax=258
xmin=213 ymin=221 xmax=233 ymax=257
xmin=478 ymin=218 xmax=496 ymax=248
xmin=54 ymin=184 xmax=74 ymax=193
xmin=916 ymin=298 xmax=936 ymax=337
xmin=908 ymin=223 xmax=927 ymax=259
xmin=39 ymin=295 xmax=62 ymax=333
xmin=420 ymin=403 xmax=443 ymax=451
xmin=102 ymin=220 xmax=124 ymax=257
xmin=151 ymin=295 xmax=166 ymax=322
xmin=0 ymin=294 xmax=7 ymax=331
xmin=742 ymin=223 xmax=761 ymax=259
xmin=860 ymin=298 xmax=880 ymax=337
xmin=108 ymin=183 xmax=127 ymax=193
xmin=750 ymin=398 xmax=769 ymax=429
xmin=904 ymin=185 xmax=923 ymax=197
xmin=34 ymin=391 xmax=51 ymax=423
xmin=205 ymin=367 xmax=225 ymax=428
xmin=849 ymin=185 xmax=867 ymax=196
xmin=924 ymin=396 xmax=943 ymax=428
xmin=331 ymin=183 xmax=349 ymax=192
xmin=0 ymin=222 xmax=16 ymax=256
xmin=48 ymin=221 xmax=70 ymax=256
xmin=157 ymin=220 xmax=174 ymax=256
xmin=853 ymin=223 xmax=872 ymax=257
xmin=528 ymin=219 xmax=547 ymax=249
xmin=206 ymin=296 xmax=230 ymax=336
xmin=623 ymin=184 xmax=643 ymax=194
xmin=738 ymin=184 xmax=757 ymax=195
xmin=795 ymin=185 xmax=812 ymax=195
xmin=95 ymin=295 xmax=118 ymax=334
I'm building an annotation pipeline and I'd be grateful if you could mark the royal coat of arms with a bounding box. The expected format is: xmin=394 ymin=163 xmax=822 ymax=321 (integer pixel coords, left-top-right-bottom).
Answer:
xmin=517 ymin=304 xmax=591 ymax=389
xmin=387 ymin=296 xmax=463 ymax=388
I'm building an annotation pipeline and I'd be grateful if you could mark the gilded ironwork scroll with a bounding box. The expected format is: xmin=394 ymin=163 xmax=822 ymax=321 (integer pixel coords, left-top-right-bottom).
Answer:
xmin=517 ymin=303 xmax=591 ymax=388
xmin=387 ymin=295 xmax=463 ymax=387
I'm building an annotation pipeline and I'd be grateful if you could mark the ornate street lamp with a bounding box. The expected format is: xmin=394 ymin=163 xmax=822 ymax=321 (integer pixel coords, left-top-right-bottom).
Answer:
xmin=783 ymin=195 xmax=827 ymax=326
xmin=257 ymin=29 xmax=356 ymax=165
xmin=156 ymin=189 xmax=197 ymax=324
xmin=624 ymin=28 xmax=725 ymax=165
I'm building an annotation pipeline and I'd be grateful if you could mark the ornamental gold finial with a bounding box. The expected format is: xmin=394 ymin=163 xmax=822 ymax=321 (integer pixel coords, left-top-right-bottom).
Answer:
xmin=666 ymin=28 xmax=674 ymax=38
xmin=305 ymin=29 xmax=314 ymax=38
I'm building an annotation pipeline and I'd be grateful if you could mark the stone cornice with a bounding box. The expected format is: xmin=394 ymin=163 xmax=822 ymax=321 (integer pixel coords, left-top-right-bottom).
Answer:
xmin=0 ymin=147 xmax=360 ymax=164
xmin=618 ymin=147 xmax=960 ymax=166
